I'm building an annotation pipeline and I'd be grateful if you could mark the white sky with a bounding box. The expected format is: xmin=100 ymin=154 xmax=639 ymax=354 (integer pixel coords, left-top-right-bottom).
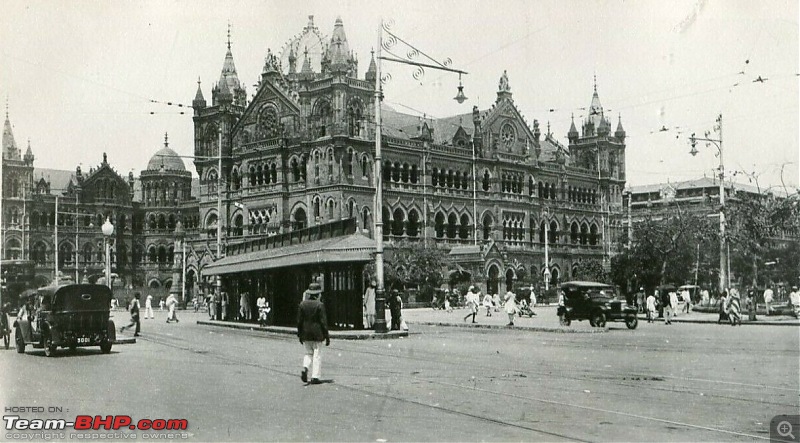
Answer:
xmin=1 ymin=0 xmax=798 ymax=191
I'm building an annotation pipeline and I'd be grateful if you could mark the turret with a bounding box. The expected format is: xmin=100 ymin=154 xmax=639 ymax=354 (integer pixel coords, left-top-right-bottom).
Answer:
xmin=212 ymin=26 xmax=246 ymax=107
xmin=23 ymin=139 xmax=34 ymax=165
xmin=568 ymin=114 xmax=578 ymax=143
xmin=324 ymin=17 xmax=356 ymax=76
xmin=365 ymin=49 xmax=377 ymax=83
xmin=615 ymin=114 xmax=626 ymax=141
xmin=192 ymin=77 xmax=206 ymax=111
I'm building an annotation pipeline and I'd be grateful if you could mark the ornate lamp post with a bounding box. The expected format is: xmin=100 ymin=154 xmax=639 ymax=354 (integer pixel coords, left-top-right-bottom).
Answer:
xmin=101 ymin=217 xmax=114 ymax=290
xmin=373 ymin=18 xmax=468 ymax=332
xmin=690 ymin=114 xmax=726 ymax=295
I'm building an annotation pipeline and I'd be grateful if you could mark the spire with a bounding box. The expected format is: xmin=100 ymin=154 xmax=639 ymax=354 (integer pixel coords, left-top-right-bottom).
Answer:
xmin=326 ymin=16 xmax=353 ymax=74
xmin=164 ymin=132 xmax=169 ymax=148
xmin=615 ymin=113 xmax=626 ymax=139
xmin=365 ymin=48 xmax=377 ymax=82
xmin=193 ymin=77 xmax=206 ymax=109
xmin=301 ymin=47 xmax=313 ymax=73
xmin=568 ymin=113 xmax=579 ymax=141
xmin=586 ymin=76 xmax=604 ymax=132
xmin=24 ymin=138 xmax=34 ymax=165
xmin=214 ymin=24 xmax=244 ymax=106
xmin=2 ymin=106 xmax=20 ymax=161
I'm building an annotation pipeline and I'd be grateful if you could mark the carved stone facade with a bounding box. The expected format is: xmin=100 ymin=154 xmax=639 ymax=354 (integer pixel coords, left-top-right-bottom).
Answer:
xmin=187 ymin=16 xmax=628 ymax=294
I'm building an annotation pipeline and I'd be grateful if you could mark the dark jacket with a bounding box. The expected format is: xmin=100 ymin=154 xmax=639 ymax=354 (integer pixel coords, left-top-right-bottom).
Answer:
xmin=297 ymin=299 xmax=329 ymax=342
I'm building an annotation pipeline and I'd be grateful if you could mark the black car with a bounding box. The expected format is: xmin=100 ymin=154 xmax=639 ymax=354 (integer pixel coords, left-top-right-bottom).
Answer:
xmin=559 ymin=281 xmax=638 ymax=329
xmin=13 ymin=284 xmax=116 ymax=356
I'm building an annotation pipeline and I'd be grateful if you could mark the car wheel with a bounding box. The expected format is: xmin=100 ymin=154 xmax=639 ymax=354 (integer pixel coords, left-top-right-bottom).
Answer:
xmin=100 ymin=339 xmax=112 ymax=354
xmin=43 ymin=334 xmax=57 ymax=357
xmin=562 ymin=318 xmax=571 ymax=327
xmin=592 ymin=312 xmax=607 ymax=328
xmin=625 ymin=316 xmax=638 ymax=330
xmin=15 ymin=328 xmax=25 ymax=354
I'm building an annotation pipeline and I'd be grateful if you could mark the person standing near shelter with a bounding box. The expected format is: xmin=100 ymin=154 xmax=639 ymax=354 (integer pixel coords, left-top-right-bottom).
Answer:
xmin=763 ymin=284 xmax=774 ymax=316
xmin=665 ymin=289 xmax=678 ymax=324
xmin=646 ymin=291 xmax=657 ymax=323
xmin=120 ymin=292 xmax=141 ymax=337
xmin=363 ymin=280 xmax=376 ymax=328
xmin=727 ymin=288 xmax=742 ymax=326
xmin=165 ymin=293 xmax=179 ymax=323
xmin=681 ymin=287 xmax=691 ymax=313
xmin=297 ymin=282 xmax=329 ymax=385
xmin=388 ymin=291 xmax=403 ymax=330
xmin=145 ymin=294 xmax=154 ymax=319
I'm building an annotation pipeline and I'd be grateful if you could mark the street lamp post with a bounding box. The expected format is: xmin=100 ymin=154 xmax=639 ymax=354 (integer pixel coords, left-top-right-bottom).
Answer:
xmin=101 ymin=217 xmax=114 ymax=290
xmin=373 ymin=18 xmax=468 ymax=332
xmin=690 ymin=114 xmax=726 ymax=295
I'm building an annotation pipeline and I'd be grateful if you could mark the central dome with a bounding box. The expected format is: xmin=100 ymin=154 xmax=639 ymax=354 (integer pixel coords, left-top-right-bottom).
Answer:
xmin=147 ymin=146 xmax=186 ymax=172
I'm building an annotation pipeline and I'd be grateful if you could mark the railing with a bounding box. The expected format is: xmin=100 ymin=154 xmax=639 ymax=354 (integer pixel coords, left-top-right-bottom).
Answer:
xmin=224 ymin=218 xmax=358 ymax=256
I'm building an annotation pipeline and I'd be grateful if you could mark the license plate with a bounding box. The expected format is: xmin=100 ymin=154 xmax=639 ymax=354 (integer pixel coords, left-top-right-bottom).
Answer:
xmin=77 ymin=337 xmax=91 ymax=344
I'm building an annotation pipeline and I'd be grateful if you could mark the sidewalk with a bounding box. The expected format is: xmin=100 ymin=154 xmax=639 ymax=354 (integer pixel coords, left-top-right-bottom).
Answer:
xmin=648 ymin=309 xmax=800 ymax=326
xmin=196 ymin=318 xmax=409 ymax=340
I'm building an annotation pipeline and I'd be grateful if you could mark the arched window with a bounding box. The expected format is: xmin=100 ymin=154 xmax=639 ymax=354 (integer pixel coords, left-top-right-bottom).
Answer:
xmin=401 ymin=164 xmax=409 ymax=183
xmin=83 ymin=244 xmax=93 ymax=263
xmin=407 ymin=209 xmax=420 ymax=237
xmin=482 ymin=171 xmax=491 ymax=191
xmin=313 ymin=197 xmax=321 ymax=219
xmin=392 ymin=209 xmax=405 ymax=236
xmin=293 ymin=208 xmax=307 ymax=231
xmin=459 ymin=214 xmax=470 ymax=239
xmin=549 ymin=221 xmax=558 ymax=244
xmin=347 ymin=100 xmax=363 ymax=136
xmin=233 ymin=214 xmax=243 ymax=237
xmin=346 ymin=150 xmax=354 ymax=176
xmin=571 ymin=222 xmax=579 ymax=244
xmin=291 ymin=159 xmax=300 ymax=182
xmin=327 ymin=199 xmax=335 ymax=219
xmin=157 ymin=246 xmax=167 ymax=264
xmin=157 ymin=214 xmax=166 ymax=230
xmin=410 ymin=165 xmax=419 ymax=184
xmin=431 ymin=168 xmax=439 ymax=187
xmin=434 ymin=213 xmax=445 ymax=238
xmin=580 ymin=223 xmax=589 ymax=245
xmin=361 ymin=207 xmax=371 ymax=232
xmin=446 ymin=213 xmax=458 ymax=239
xmin=270 ymin=164 xmax=278 ymax=183
xmin=590 ymin=223 xmax=599 ymax=246
xmin=482 ymin=214 xmax=493 ymax=240
xmin=32 ymin=242 xmax=48 ymax=264
xmin=361 ymin=156 xmax=370 ymax=178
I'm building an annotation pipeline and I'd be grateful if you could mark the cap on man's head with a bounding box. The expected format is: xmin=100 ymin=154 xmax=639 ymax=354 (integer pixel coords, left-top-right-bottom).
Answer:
xmin=307 ymin=282 xmax=322 ymax=296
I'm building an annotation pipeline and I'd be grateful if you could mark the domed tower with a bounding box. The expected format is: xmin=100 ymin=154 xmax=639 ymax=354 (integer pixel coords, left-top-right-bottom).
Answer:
xmin=140 ymin=134 xmax=193 ymax=287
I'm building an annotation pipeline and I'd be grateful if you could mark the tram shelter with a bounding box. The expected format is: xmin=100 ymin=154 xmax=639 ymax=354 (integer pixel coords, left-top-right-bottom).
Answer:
xmin=203 ymin=219 xmax=374 ymax=330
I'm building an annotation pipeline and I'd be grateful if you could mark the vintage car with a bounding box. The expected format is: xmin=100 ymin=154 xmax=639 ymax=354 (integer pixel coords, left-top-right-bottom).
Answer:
xmin=559 ymin=281 xmax=639 ymax=329
xmin=13 ymin=284 xmax=116 ymax=356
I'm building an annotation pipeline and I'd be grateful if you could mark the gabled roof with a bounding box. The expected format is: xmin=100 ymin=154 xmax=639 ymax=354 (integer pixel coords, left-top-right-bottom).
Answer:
xmin=33 ymin=168 xmax=75 ymax=195
xmin=380 ymin=105 xmax=474 ymax=146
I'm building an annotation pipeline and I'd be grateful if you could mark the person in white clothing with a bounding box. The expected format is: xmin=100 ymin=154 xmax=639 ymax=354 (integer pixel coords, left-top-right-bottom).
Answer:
xmin=504 ymin=291 xmax=518 ymax=327
xmin=145 ymin=294 xmax=154 ymax=319
xmin=763 ymin=285 xmax=774 ymax=316
xmin=681 ymin=288 xmax=691 ymax=313
xmin=646 ymin=292 xmax=657 ymax=323
xmin=165 ymin=294 xmax=179 ymax=323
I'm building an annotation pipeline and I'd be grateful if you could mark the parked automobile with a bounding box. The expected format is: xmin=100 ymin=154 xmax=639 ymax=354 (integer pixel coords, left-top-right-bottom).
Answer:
xmin=559 ymin=281 xmax=639 ymax=329
xmin=13 ymin=284 xmax=116 ymax=356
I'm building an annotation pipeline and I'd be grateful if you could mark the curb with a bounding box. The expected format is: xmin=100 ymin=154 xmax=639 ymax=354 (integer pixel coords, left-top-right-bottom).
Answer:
xmin=408 ymin=321 xmax=608 ymax=333
xmin=670 ymin=318 xmax=799 ymax=327
xmin=196 ymin=320 xmax=409 ymax=340
xmin=113 ymin=337 xmax=137 ymax=344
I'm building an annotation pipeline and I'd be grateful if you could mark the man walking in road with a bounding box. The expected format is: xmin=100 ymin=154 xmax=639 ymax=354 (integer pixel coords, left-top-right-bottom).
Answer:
xmin=120 ymin=292 xmax=141 ymax=337
xmin=297 ymin=282 xmax=329 ymax=385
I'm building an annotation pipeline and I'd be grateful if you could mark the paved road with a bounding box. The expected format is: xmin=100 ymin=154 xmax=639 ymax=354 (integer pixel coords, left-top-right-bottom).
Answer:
xmin=0 ymin=310 xmax=797 ymax=441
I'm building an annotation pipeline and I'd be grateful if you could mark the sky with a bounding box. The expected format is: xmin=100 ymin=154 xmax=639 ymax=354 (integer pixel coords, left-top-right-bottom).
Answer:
xmin=1 ymin=0 xmax=798 ymax=192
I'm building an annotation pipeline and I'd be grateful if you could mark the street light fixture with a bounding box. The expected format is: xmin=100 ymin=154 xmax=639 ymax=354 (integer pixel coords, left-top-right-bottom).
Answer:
xmin=101 ymin=217 xmax=114 ymax=290
xmin=373 ymin=19 xmax=468 ymax=333
xmin=689 ymin=113 xmax=726 ymax=295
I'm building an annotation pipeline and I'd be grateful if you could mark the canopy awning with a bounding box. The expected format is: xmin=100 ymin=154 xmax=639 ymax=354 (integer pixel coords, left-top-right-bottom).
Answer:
xmin=203 ymin=233 xmax=376 ymax=276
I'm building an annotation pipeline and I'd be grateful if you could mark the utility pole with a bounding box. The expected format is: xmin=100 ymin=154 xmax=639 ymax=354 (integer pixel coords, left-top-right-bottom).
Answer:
xmin=690 ymin=114 xmax=725 ymax=294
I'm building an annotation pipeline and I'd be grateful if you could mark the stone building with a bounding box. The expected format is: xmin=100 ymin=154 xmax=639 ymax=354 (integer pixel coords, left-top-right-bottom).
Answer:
xmin=1 ymin=109 xmax=199 ymax=292
xmin=186 ymin=16 xmax=628 ymax=295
